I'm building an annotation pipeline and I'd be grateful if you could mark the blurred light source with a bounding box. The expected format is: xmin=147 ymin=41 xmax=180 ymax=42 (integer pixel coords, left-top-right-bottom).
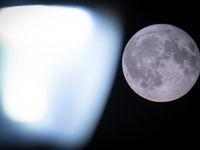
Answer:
xmin=0 ymin=5 xmax=123 ymax=149
xmin=0 ymin=5 xmax=93 ymax=123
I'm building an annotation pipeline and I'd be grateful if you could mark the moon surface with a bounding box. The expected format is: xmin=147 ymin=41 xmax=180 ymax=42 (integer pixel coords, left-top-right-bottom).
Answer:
xmin=122 ymin=24 xmax=200 ymax=102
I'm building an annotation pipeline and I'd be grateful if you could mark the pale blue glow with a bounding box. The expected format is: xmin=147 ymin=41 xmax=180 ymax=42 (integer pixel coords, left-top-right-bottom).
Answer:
xmin=0 ymin=5 xmax=123 ymax=149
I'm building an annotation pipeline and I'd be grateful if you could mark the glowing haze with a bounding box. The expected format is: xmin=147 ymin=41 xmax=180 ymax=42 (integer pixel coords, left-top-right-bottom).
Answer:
xmin=0 ymin=5 xmax=123 ymax=149
xmin=0 ymin=5 xmax=93 ymax=123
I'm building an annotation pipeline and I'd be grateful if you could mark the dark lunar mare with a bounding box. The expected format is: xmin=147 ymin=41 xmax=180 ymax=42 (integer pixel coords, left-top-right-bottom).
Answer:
xmin=164 ymin=40 xmax=199 ymax=75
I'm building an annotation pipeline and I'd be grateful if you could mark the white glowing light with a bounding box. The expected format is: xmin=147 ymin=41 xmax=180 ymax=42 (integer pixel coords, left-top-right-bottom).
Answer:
xmin=0 ymin=5 xmax=123 ymax=149
xmin=0 ymin=5 xmax=93 ymax=123
xmin=3 ymin=70 xmax=47 ymax=122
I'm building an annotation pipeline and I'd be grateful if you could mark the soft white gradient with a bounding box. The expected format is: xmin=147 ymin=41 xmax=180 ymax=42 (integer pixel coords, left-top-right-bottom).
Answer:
xmin=0 ymin=5 xmax=123 ymax=149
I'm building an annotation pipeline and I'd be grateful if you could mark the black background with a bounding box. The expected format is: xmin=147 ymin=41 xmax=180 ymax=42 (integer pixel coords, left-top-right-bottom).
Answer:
xmin=0 ymin=0 xmax=200 ymax=149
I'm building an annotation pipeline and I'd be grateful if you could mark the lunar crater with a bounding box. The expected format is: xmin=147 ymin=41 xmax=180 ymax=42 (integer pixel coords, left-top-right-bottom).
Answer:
xmin=122 ymin=24 xmax=200 ymax=102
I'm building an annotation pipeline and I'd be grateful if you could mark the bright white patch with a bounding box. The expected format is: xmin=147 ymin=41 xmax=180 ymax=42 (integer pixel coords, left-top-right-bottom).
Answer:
xmin=0 ymin=5 xmax=123 ymax=149
xmin=3 ymin=70 xmax=47 ymax=122
xmin=0 ymin=5 xmax=93 ymax=123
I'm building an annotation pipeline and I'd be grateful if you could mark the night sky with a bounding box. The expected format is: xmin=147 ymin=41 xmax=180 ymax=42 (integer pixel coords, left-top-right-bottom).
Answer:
xmin=1 ymin=0 xmax=199 ymax=149
xmin=85 ymin=1 xmax=200 ymax=149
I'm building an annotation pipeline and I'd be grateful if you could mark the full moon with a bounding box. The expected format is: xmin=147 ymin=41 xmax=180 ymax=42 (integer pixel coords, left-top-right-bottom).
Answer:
xmin=122 ymin=24 xmax=200 ymax=102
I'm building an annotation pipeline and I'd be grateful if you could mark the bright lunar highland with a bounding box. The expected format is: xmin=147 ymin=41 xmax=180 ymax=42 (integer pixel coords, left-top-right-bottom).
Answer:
xmin=122 ymin=24 xmax=200 ymax=102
